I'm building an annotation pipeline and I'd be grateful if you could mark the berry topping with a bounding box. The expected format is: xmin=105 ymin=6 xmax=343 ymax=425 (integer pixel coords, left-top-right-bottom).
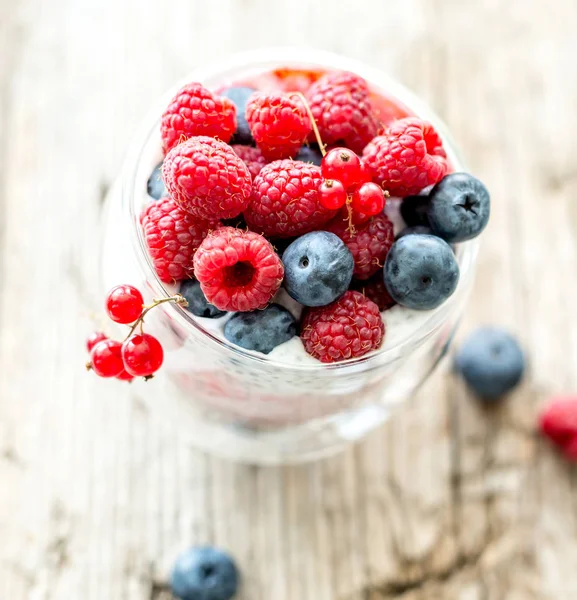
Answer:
xmin=351 ymin=274 xmax=396 ymax=311
xmin=295 ymin=145 xmax=323 ymax=166
xmin=282 ymin=231 xmax=354 ymax=307
xmin=147 ymin=161 xmax=167 ymax=200
xmin=163 ymin=136 xmax=252 ymax=221
xmin=245 ymin=160 xmax=336 ymax=238
xmin=384 ymin=234 xmax=459 ymax=310
xmin=350 ymin=182 xmax=386 ymax=217
xmin=171 ymin=546 xmax=240 ymax=600
xmin=141 ymin=197 xmax=218 ymax=283
xmin=90 ymin=340 xmax=124 ymax=378
xmin=427 ymin=173 xmax=491 ymax=243
xmin=301 ymin=291 xmax=384 ymax=363
xmin=224 ymin=304 xmax=297 ymax=354
xmin=86 ymin=331 xmax=107 ymax=353
xmin=246 ymin=92 xmax=312 ymax=160
xmin=231 ymin=144 xmax=267 ymax=180
xmin=306 ymin=71 xmax=379 ymax=154
xmin=121 ymin=333 xmax=164 ymax=377
xmin=326 ymin=212 xmax=395 ymax=280
xmin=193 ymin=227 xmax=284 ymax=312
xmin=454 ymin=327 xmax=525 ymax=400
xmin=105 ymin=284 xmax=144 ymax=324
xmin=160 ymin=83 xmax=236 ymax=153
xmin=396 ymin=225 xmax=434 ymax=239
xmin=362 ymin=117 xmax=449 ymax=196
xmin=321 ymin=147 xmax=365 ymax=190
xmin=220 ymin=85 xmax=257 ymax=145
xmin=319 ymin=179 xmax=347 ymax=210
xmin=539 ymin=397 xmax=577 ymax=461
xmin=179 ymin=279 xmax=226 ymax=319
xmin=400 ymin=191 xmax=432 ymax=227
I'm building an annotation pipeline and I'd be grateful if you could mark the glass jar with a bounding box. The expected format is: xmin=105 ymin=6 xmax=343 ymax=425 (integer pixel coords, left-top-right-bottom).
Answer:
xmin=100 ymin=48 xmax=478 ymax=464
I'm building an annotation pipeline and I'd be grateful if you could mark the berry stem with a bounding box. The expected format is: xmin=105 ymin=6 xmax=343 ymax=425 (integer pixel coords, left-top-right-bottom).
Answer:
xmin=124 ymin=294 xmax=188 ymax=341
xmin=291 ymin=92 xmax=326 ymax=156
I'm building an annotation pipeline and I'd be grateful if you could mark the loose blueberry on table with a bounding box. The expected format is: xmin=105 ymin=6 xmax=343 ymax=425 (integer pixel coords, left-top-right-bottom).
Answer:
xmin=90 ymin=65 xmax=494 ymax=376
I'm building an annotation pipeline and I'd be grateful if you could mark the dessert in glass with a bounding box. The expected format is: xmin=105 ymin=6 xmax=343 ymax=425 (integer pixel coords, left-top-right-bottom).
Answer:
xmin=96 ymin=48 xmax=488 ymax=464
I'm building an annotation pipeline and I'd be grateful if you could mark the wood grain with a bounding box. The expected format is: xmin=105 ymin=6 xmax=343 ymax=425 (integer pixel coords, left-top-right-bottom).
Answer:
xmin=1 ymin=0 xmax=577 ymax=598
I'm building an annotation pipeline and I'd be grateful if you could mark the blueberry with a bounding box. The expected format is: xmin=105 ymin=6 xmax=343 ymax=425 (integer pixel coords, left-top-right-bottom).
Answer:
xmin=454 ymin=327 xmax=525 ymax=400
xmin=428 ymin=173 xmax=490 ymax=243
xmin=224 ymin=304 xmax=297 ymax=354
xmin=295 ymin=145 xmax=323 ymax=166
xmin=180 ymin=280 xmax=226 ymax=319
xmin=171 ymin=546 xmax=239 ymax=600
xmin=400 ymin=193 xmax=431 ymax=227
xmin=220 ymin=86 xmax=256 ymax=145
xmin=147 ymin=161 xmax=166 ymax=199
xmin=384 ymin=234 xmax=459 ymax=310
xmin=282 ymin=231 xmax=354 ymax=306
xmin=396 ymin=225 xmax=433 ymax=240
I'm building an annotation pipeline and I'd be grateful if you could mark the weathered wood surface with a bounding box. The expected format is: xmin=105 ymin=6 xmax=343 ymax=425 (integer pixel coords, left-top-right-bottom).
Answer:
xmin=1 ymin=0 xmax=577 ymax=598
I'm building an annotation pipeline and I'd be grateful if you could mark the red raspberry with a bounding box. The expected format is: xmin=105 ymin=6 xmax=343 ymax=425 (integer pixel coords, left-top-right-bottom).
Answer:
xmin=163 ymin=136 xmax=252 ymax=221
xmin=245 ymin=160 xmax=336 ymax=238
xmin=160 ymin=82 xmax=236 ymax=153
xmin=141 ymin=197 xmax=219 ymax=283
xmin=351 ymin=274 xmax=396 ymax=311
xmin=363 ymin=117 xmax=448 ymax=196
xmin=301 ymin=291 xmax=384 ymax=363
xmin=305 ymin=71 xmax=380 ymax=154
xmin=231 ymin=145 xmax=267 ymax=180
xmin=326 ymin=212 xmax=394 ymax=280
xmin=246 ymin=92 xmax=312 ymax=160
xmin=193 ymin=227 xmax=284 ymax=312
xmin=539 ymin=396 xmax=577 ymax=461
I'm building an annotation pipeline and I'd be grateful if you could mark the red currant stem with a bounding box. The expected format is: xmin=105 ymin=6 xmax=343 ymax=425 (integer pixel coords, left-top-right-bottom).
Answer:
xmin=123 ymin=294 xmax=188 ymax=341
xmin=345 ymin=196 xmax=356 ymax=235
xmin=291 ymin=92 xmax=326 ymax=156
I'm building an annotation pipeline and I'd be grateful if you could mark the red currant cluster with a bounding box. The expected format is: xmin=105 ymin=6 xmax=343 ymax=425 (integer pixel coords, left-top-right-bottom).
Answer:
xmin=319 ymin=147 xmax=387 ymax=225
xmin=86 ymin=285 xmax=187 ymax=381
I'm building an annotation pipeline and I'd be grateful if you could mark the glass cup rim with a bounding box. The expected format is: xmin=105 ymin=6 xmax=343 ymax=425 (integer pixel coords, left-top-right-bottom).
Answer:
xmin=121 ymin=47 xmax=479 ymax=372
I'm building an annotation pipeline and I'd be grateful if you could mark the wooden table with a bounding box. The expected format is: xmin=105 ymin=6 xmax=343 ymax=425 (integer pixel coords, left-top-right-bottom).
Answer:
xmin=2 ymin=1 xmax=577 ymax=598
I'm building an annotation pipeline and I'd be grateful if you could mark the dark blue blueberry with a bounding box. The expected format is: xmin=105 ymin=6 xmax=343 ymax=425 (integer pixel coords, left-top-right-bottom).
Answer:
xmin=224 ymin=304 xmax=297 ymax=354
xmin=179 ymin=280 xmax=226 ymax=319
xmin=400 ymin=193 xmax=431 ymax=227
xmin=384 ymin=234 xmax=459 ymax=310
xmin=171 ymin=546 xmax=239 ymax=600
xmin=295 ymin=145 xmax=323 ymax=166
xmin=454 ymin=327 xmax=525 ymax=400
xmin=220 ymin=86 xmax=256 ymax=145
xmin=282 ymin=231 xmax=354 ymax=307
xmin=428 ymin=173 xmax=490 ymax=243
xmin=396 ymin=225 xmax=433 ymax=240
xmin=147 ymin=161 xmax=166 ymax=199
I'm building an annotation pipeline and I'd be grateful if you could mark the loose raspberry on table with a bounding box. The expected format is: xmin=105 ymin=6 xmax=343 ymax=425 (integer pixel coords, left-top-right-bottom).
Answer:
xmin=326 ymin=212 xmax=395 ymax=280
xmin=305 ymin=71 xmax=380 ymax=154
xmin=193 ymin=227 xmax=284 ymax=312
xmin=141 ymin=197 xmax=219 ymax=283
xmin=163 ymin=136 xmax=252 ymax=221
xmin=246 ymin=92 xmax=312 ymax=160
xmin=231 ymin=145 xmax=267 ymax=180
xmin=245 ymin=160 xmax=336 ymax=238
xmin=539 ymin=397 xmax=577 ymax=461
xmin=160 ymin=82 xmax=236 ymax=153
xmin=301 ymin=291 xmax=384 ymax=363
xmin=363 ymin=117 xmax=449 ymax=197
xmin=351 ymin=274 xmax=396 ymax=311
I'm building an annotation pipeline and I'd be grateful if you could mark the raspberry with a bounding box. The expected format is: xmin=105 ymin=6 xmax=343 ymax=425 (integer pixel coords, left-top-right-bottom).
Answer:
xmin=141 ymin=197 xmax=219 ymax=283
xmin=193 ymin=227 xmax=284 ymax=312
xmin=305 ymin=71 xmax=380 ymax=154
xmin=245 ymin=160 xmax=336 ymax=238
xmin=539 ymin=397 xmax=577 ymax=461
xmin=160 ymin=82 xmax=236 ymax=153
xmin=351 ymin=274 xmax=396 ymax=311
xmin=363 ymin=117 xmax=448 ymax=196
xmin=231 ymin=145 xmax=267 ymax=180
xmin=163 ymin=137 xmax=252 ymax=221
xmin=301 ymin=291 xmax=384 ymax=363
xmin=326 ymin=212 xmax=394 ymax=280
xmin=246 ymin=92 xmax=311 ymax=160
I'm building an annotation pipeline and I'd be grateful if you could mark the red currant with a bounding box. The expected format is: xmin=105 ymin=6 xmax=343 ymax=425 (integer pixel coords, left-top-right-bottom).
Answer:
xmin=321 ymin=147 xmax=364 ymax=190
xmin=319 ymin=179 xmax=347 ymax=210
xmin=116 ymin=368 xmax=135 ymax=382
xmin=351 ymin=182 xmax=386 ymax=217
xmin=105 ymin=285 xmax=144 ymax=324
xmin=358 ymin=160 xmax=372 ymax=184
xmin=86 ymin=331 xmax=107 ymax=353
xmin=121 ymin=333 xmax=164 ymax=377
xmin=90 ymin=340 xmax=124 ymax=378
